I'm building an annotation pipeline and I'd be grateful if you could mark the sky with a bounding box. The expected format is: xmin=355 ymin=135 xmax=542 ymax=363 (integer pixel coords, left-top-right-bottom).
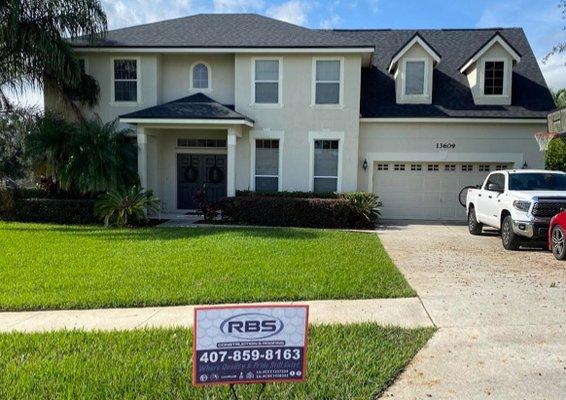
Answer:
xmin=9 ymin=0 xmax=566 ymax=108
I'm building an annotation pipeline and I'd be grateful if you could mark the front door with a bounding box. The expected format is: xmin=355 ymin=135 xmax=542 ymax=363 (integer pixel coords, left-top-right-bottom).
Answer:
xmin=177 ymin=154 xmax=227 ymax=209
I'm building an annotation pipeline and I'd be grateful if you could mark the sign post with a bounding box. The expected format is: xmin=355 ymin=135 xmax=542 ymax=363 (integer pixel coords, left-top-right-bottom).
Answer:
xmin=193 ymin=304 xmax=309 ymax=395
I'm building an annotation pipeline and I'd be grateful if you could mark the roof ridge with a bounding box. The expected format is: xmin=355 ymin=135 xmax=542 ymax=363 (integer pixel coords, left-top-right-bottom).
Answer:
xmin=330 ymin=27 xmax=522 ymax=32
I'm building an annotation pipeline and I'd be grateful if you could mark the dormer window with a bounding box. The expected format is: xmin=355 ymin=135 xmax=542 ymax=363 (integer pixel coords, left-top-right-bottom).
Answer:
xmin=388 ymin=33 xmax=441 ymax=105
xmin=405 ymin=60 xmax=425 ymax=95
xmin=483 ymin=61 xmax=504 ymax=95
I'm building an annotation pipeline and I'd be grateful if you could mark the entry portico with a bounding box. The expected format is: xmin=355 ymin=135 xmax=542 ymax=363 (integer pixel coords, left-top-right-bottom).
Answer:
xmin=120 ymin=93 xmax=253 ymax=211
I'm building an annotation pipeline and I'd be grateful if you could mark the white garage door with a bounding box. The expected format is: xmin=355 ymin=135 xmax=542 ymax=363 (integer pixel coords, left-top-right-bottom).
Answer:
xmin=373 ymin=162 xmax=512 ymax=221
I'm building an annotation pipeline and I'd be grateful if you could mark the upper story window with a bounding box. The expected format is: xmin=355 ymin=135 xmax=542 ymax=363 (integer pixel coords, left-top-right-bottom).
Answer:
xmin=191 ymin=62 xmax=210 ymax=90
xmin=483 ymin=61 xmax=504 ymax=95
xmin=113 ymin=58 xmax=138 ymax=103
xmin=313 ymin=59 xmax=342 ymax=105
xmin=405 ymin=60 xmax=425 ymax=95
xmin=253 ymin=59 xmax=280 ymax=105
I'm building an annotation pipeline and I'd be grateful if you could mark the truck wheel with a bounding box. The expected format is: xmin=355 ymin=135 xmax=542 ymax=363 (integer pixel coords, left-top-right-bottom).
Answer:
xmin=551 ymin=225 xmax=566 ymax=260
xmin=468 ymin=208 xmax=483 ymax=235
xmin=501 ymin=215 xmax=521 ymax=250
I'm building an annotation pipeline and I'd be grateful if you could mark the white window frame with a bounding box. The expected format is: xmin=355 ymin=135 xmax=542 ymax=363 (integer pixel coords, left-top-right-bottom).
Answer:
xmin=480 ymin=58 xmax=509 ymax=98
xmin=189 ymin=61 xmax=212 ymax=92
xmin=250 ymin=57 xmax=283 ymax=108
xmin=311 ymin=57 xmax=344 ymax=108
xmin=308 ymin=131 xmax=344 ymax=192
xmin=110 ymin=57 xmax=141 ymax=105
xmin=249 ymin=129 xmax=284 ymax=191
xmin=402 ymin=57 xmax=428 ymax=98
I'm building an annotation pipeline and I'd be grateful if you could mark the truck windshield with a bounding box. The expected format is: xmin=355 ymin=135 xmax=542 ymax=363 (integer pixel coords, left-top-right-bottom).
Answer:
xmin=509 ymin=173 xmax=566 ymax=191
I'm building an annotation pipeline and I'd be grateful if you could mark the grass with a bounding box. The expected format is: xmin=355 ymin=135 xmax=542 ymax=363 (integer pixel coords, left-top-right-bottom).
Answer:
xmin=0 ymin=222 xmax=414 ymax=311
xmin=0 ymin=324 xmax=435 ymax=400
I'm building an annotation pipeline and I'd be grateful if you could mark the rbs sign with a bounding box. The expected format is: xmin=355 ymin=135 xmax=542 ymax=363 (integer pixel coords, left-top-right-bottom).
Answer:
xmin=193 ymin=305 xmax=309 ymax=386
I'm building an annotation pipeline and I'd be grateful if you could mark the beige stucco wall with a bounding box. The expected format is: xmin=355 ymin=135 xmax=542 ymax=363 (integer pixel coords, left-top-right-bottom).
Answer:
xmin=357 ymin=121 xmax=546 ymax=192
xmin=234 ymin=53 xmax=362 ymax=192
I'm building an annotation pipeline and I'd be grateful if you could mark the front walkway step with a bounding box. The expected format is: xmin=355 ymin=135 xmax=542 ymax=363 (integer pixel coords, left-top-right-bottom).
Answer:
xmin=0 ymin=298 xmax=432 ymax=333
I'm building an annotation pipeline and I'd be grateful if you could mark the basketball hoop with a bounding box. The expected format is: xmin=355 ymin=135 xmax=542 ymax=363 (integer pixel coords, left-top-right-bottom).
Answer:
xmin=534 ymin=132 xmax=558 ymax=151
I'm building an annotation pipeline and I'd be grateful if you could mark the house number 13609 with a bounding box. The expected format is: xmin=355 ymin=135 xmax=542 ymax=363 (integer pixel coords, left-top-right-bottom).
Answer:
xmin=436 ymin=143 xmax=456 ymax=149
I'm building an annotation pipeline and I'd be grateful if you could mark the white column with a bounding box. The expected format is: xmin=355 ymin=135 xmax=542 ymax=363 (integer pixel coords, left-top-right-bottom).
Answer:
xmin=227 ymin=128 xmax=237 ymax=197
xmin=137 ymin=126 xmax=148 ymax=190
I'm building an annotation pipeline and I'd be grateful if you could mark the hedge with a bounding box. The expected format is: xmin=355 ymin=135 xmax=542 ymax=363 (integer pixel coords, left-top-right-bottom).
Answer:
xmin=12 ymin=198 xmax=97 ymax=224
xmin=221 ymin=192 xmax=379 ymax=229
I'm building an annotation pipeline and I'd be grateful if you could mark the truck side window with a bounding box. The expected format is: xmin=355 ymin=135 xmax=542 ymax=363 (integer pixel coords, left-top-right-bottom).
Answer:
xmin=484 ymin=173 xmax=505 ymax=191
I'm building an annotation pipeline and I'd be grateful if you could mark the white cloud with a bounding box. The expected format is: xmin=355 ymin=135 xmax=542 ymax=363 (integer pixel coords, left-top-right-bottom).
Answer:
xmin=213 ymin=0 xmax=264 ymax=13
xmin=266 ymin=0 xmax=310 ymax=25
xmin=539 ymin=54 xmax=566 ymax=91
xmin=320 ymin=14 xmax=340 ymax=29
xmin=367 ymin=0 xmax=379 ymax=13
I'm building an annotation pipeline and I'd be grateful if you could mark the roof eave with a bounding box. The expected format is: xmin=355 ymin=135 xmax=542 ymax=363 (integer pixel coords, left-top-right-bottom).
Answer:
xmin=119 ymin=117 xmax=254 ymax=127
xmin=459 ymin=33 xmax=522 ymax=74
xmin=387 ymin=34 xmax=442 ymax=74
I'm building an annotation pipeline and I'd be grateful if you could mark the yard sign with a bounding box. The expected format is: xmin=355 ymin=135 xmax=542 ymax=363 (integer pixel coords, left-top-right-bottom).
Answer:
xmin=193 ymin=304 xmax=309 ymax=386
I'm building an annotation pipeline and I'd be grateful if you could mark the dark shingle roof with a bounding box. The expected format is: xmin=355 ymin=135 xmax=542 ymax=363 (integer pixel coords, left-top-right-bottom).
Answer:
xmin=334 ymin=28 xmax=555 ymax=119
xmin=71 ymin=13 xmax=373 ymax=48
xmin=119 ymin=93 xmax=253 ymax=122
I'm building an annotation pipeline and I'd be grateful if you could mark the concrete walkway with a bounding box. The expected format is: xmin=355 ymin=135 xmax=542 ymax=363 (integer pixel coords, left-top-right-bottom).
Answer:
xmin=377 ymin=222 xmax=566 ymax=400
xmin=0 ymin=298 xmax=432 ymax=333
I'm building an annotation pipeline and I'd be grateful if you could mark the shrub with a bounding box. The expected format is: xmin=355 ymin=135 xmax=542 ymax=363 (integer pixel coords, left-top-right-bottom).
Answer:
xmin=193 ymin=189 xmax=219 ymax=222
xmin=94 ymin=186 xmax=160 ymax=227
xmin=236 ymin=190 xmax=340 ymax=199
xmin=221 ymin=192 xmax=379 ymax=229
xmin=0 ymin=187 xmax=16 ymax=220
xmin=13 ymin=198 xmax=96 ymax=224
xmin=545 ymin=138 xmax=566 ymax=172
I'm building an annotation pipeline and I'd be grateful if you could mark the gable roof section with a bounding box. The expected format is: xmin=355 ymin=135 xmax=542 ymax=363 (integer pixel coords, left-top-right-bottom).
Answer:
xmin=119 ymin=93 xmax=253 ymax=125
xmin=387 ymin=33 xmax=442 ymax=73
xmin=458 ymin=32 xmax=522 ymax=73
xmin=333 ymin=28 xmax=554 ymax=119
xmin=71 ymin=13 xmax=373 ymax=49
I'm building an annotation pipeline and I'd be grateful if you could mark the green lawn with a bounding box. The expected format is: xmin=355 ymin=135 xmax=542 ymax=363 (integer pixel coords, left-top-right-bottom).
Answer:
xmin=0 ymin=324 xmax=434 ymax=400
xmin=0 ymin=222 xmax=414 ymax=311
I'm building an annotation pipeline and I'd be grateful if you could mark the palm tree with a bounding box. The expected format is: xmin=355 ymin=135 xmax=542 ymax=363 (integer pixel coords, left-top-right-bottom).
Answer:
xmin=26 ymin=115 xmax=138 ymax=195
xmin=0 ymin=0 xmax=107 ymax=111
xmin=94 ymin=186 xmax=160 ymax=227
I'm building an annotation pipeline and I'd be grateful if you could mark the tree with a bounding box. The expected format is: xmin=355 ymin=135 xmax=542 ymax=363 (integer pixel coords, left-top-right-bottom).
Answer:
xmin=0 ymin=107 xmax=37 ymax=180
xmin=0 ymin=0 xmax=107 ymax=111
xmin=545 ymin=138 xmax=566 ymax=171
xmin=554 ymin=88 xmax=566 ymax=108
xmin=26 ymin=115 xmax=138 ymax=195
xmin=544 ymin=0 xmax=566 ymax=62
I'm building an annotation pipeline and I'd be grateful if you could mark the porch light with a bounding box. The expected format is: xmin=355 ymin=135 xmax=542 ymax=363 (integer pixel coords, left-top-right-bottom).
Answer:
xmin=363 ymin=159 xmax=368 ymax=171
xmin=522 ymin=162 xmax=528 ymax=169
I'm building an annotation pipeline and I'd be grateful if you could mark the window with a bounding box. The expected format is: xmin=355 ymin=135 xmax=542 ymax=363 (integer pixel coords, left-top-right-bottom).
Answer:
xmin=177 ymin=138 xmax=226 ymax=148
xmin=254 ymin=139 xmax=280 ymax=192
xmin=485 ymin=173 xmax=505 ymax=191
xmin=428 ymin=164 xmax=439 ymax=171
xmin=254 ymin=59 xmax=280 ymax=104
xmin=479 ymin=164 xmax=490 ymax=172
xmin=444 ymin=164 xmax=456 ymax=172
xmin=113 ymin=59 xmax=138 ymax=102
xmin=394 ymin=164 xmax=406 ymax=171
xmin=509 ymin=173 xmax=566 ymax=191
xmin=313 ymin=140 xmax=339 ymax=192
xmin=377 ymin=163 xmax=389 ymax=171
xmin=191 ymin=63 xmax=209 ymax=90
xmin=405 ymin=61 xmax=425 ymax=95
xmin=461 ymin=164 xmax=473 ymax=172
xmin=484 ymin=61 xmax=504 ymax=95
xmin=410 ymin=164 xmax=422 ymax=171
xmin=314 ymin=59 xmax=341 ymax=105
xmin=495 ymin=164 xmax=509 ymax=171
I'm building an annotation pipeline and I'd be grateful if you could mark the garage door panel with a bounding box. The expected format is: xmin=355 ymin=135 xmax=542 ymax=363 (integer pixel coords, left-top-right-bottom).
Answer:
xmin=373 ymin=162 xmax=500 ymax=221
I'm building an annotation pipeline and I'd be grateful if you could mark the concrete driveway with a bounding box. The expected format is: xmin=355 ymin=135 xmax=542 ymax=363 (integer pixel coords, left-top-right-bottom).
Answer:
xmin=377 ymin=222 xmax=565 ymax=399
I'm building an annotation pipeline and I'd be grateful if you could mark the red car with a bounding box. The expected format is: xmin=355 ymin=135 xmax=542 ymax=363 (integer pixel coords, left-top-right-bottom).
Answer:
xmin=549 ymin=211 xmax=566 ymax=260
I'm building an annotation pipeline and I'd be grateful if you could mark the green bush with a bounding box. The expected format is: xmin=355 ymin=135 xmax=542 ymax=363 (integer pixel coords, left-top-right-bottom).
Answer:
xmin=0 ymin=188 xmax=16 ymax=220
xmin=222 ymin=192 xmax=380 ymax=229
xmin=236 ymin=190 xmax=340 ymax=199
xmin=545 ymin=138 xmax=566 ymax=172
xmin=94 ymin=186 xmax=160 ymax=227
xmin=13 ymin=198 xmax=96 ymax=224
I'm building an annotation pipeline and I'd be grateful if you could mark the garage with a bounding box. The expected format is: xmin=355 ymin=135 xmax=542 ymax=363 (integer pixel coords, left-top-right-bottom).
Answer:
xmin=373 ymin=162 xmax=512 ymax=220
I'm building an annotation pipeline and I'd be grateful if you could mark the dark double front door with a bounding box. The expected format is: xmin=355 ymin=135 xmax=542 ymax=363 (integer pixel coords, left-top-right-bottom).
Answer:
xmin=177 ymin=154 xmax=227 ymax=209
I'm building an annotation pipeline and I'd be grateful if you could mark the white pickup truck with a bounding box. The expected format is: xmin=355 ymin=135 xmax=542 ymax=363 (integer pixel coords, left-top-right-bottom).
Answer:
xmin=466 ymin=169 xmax=566 ymax=250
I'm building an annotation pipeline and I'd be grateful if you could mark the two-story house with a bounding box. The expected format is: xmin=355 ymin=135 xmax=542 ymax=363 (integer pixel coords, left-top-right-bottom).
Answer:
xmin=47 ymin=13 xmax=556 ymax=220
